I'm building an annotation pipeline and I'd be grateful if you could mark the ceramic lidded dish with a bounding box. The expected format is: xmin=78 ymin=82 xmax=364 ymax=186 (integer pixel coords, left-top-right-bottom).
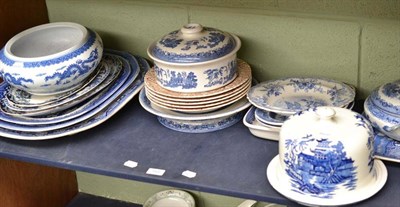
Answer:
xmin=0 ymin=22 xmax=103 ymax=95
xmin=364 ymin=79 xmax=400 ymax=141
xmin=267 ymin=107 xmax=387 ymax=206
xmin=147 ymin=23 xmax=241 ymax=92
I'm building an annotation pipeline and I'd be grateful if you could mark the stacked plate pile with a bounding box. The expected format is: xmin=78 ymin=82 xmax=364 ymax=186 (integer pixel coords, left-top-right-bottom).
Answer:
xmin=0 ymin=23 xmax=148 ymax=140
xmin=244 ymin=77 xmax=356 ymax=141
xmin=363 ymin=79 xmax=400 ymax=163
xmin=139 ymin=23 xmax=252 ymax=133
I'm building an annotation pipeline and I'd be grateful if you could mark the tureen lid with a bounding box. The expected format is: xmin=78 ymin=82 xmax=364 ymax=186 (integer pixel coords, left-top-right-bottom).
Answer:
xmin=369 ymin=79 xmax=400 ymax=114
xmin=147 ymin=23 xmax=239 ymax=63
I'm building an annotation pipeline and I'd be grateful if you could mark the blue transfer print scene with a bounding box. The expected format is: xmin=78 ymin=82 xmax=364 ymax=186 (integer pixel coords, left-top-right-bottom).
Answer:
xmin=284 ymin=135 xmax=358 ymax=198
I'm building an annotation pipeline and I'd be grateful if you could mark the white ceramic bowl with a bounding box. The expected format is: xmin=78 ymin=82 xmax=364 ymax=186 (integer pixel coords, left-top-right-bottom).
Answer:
xmin=0 ymin=22 xmax=103 ymax=95
xmin=267 ymin=107 xmax=387 ymax=206
xmin=147 ymin=23 xmax=241 ymax=92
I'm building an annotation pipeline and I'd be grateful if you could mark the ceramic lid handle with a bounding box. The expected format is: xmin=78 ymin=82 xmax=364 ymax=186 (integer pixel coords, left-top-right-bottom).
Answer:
xmin=316 ymin=107 xmax=336 ymax=120
xmin=181 ymin=23 xmax=203 ymax=34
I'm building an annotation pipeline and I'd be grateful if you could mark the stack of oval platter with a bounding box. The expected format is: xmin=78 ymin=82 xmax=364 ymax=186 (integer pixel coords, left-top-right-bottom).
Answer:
xmin=139 ymin=59 xmax=252 ymax=133
xmin=0 ymin=49 xmax=149 ymax=140
xmin=244 ymin=77 xmax=356 ymax=141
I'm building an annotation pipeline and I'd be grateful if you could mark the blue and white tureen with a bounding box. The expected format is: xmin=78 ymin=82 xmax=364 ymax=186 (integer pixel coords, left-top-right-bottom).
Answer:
xmin=147 ymin=23 xmax=241 ymax=92
xmin=267 ymin=107 xmax=387 ymax=206
xmin=0 ymin=22 xmax=103 ymax=95
xmin=364 ymin=79 xmax=400 ymax=141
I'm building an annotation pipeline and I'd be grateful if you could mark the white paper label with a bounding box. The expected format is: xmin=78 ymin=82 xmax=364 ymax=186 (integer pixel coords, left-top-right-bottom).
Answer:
xmin=123 ymin=160 xmax=138 ymax=168
xmin=146 ymin=168 xmax=166 ymax=176
xmin=182 ymin=170 xmax=197 ymax=178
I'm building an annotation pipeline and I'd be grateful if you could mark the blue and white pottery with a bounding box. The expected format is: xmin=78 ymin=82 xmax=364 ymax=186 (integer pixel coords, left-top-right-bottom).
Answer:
xmin=243 ymin=106 xmax=280 ymax=141
xmin=266 ymin=107 xmax=387 ymax=206
xmin=0 ymin=52 xmax=135 ymax=125
xmin=147 ymin=23 xmax=241 ymax=92
xmin=364 ymin=96 xmax=400 ymax=141
xmin=5 ymin=60 xmax=107 ymax=107
xmin=374 ymin=131 xmax=400 ymax=163
xmin=139 ymin=88 xmax=251 ymax=133
xmin=0 ymin=22 xmax=103 ymax=95
xmin=0 ymin=53 xmax=147 ymax=140
xmin=247 ymin=77 xmax=355 ymax=115
xmin=369 ymin=79 xmax=400 ymax=114
xmin=254 ymin=108 xmax=287 ymax=126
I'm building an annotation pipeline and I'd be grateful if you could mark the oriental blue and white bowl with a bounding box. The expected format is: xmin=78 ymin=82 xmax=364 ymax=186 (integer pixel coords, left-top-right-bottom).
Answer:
xmin=0 ymin=22 xmax=103 ymax=95
xmin=267 ymin=107 xmax=387 ymax=206
xmin=147 ymin=23 xmax=241 ymax=92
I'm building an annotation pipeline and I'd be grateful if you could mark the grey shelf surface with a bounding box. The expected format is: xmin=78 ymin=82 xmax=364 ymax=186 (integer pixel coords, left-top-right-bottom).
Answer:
xmin=0 ymin=98 xmax=399 ymax=206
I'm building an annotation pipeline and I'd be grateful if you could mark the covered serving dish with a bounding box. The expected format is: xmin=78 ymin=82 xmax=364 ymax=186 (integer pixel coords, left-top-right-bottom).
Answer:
xmin=267 ymin=107 xmax=387 ymax=206
xmin=147 ymin=23 xmax=241 ymax=92
xmin=364 ymin=79 xmax=400 ymax=141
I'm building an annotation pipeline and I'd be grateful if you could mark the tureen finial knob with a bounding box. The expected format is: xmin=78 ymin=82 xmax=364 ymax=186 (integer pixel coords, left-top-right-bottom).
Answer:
xmin=315 ymin=107 xmax=336 ymax=120
xmin=181 ymin=23 xmax=203 ymax=34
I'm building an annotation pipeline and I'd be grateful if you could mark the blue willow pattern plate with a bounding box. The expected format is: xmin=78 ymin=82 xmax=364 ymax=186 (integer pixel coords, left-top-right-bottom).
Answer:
xmin=2 ymin=59 xmax=114 ymax=116
xmin=0 ymin=54 xmax=127 ymax=118
xmin=0 ymin=52 xmax=147 ymax=139
xmin=247 ymin=77 xmax=355 ymax=115
xmin=0 ymin=52 xmax=135 ymax=126
xmin=374 ymin=131 xmax=400 ymax=163
xmin=5 ymin=62 xmax=107 ymax=107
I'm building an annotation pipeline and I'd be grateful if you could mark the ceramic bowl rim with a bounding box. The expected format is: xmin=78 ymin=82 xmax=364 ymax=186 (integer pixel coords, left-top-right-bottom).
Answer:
xmin=4 ymin=22 xmax=88 ymax=62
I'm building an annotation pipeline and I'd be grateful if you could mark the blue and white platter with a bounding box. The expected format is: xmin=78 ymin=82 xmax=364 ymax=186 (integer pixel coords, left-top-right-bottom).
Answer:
xmin=247 ymin=77 xmax=355 ymax=115
xmin=1 ymin=56 xmax=122 ymax=117
xmin=267 ymin=155 xmax=387 ymax=206
xmin=5 ymin=62 xmax=108 ymax=107
xmin=139 ymin=88 xmax=251 ymax=133
xmin=374 ymin=131 xmax=400 ymax=163
xmin=0 ymin=51 xmax=147 ymax=140
xmin=0 ymin=53 xmax=132 ymax=125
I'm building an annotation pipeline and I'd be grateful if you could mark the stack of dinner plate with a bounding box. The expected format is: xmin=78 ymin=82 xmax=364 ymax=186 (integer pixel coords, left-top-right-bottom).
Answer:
xmin=244 ymin=77 xmax=356 ymax=141
xmin=139 ymin=59 xmax=252 ymax=133
xmin=139 ymin=23 xmax=253 ymax=133
xmin=0 ymin=49 xmax=148 ymax=140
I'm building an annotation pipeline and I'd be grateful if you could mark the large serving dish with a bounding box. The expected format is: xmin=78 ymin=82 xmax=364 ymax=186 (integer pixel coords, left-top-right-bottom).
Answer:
xmin=1 ymin=57 xmax=119 ymax=117
xmin=374 ymin=131 xmax=400 ymax=163
xmin=0 ymin=22 xmax=103 ymax=95
xmin=0 ymin=51 xmax=147 ymax=140
xmin=147 ymin=23 xmax=241 ymax=92
xmin=139 ymin=88 xmax=251 ymax=133
xmin=267 ymin=107 xmax=387 ymax=206
xmin=247 ymin=77 xmax=355 ymax=115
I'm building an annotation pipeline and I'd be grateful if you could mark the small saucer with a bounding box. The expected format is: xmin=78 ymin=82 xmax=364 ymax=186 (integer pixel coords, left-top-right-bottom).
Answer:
xmin=254 ymin=108 xmax=287 ymax=126
xmin=267 ymin=155 xmax=387 ymax=206
xmin=143 ymin=189 xmax=195 ymax=207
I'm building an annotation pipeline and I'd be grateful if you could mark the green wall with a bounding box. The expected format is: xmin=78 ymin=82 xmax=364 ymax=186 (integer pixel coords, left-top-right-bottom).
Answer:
xmin=45 ymin=0 xmax=399 ymax=206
